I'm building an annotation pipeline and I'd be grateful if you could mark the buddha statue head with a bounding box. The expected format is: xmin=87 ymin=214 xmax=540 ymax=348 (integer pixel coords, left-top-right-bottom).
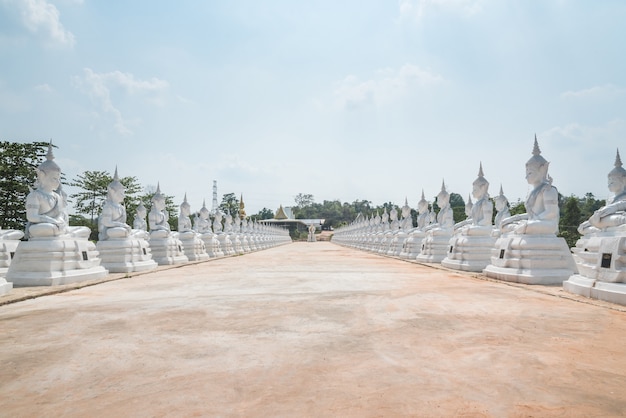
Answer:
xmin=472 ymin=162 xmax=489 ymax=200
xmin=437 ymin=180 xmax=450 ymax=207
xmin=36 ymin=143 xmax=62 ymax=192
xmin=525 ymin=136 xmax=550 ymax=186
xmin=180 ymin=193 xmax=191 ymax=216
xmin=465 ymin=194 xmax=473 ymax=217
xmin=608 ymin=149 xmax=626 ymax=196
xmin=199 ymin=200 xmax=210 ymax=220
xmin=401 ymin=198 xmax=411 ymax=219
xmin=494 ymin=185 xmax=509 ymax=211
xmin=107 ymin=167 xmax=125 ymax=204
xmin=151 ymin=183 xmax=166 ymax=211
xmin=418 ymin=190 xmax=429 ymax=214
xmin=136 ymin=201 xmax=147 ymax=218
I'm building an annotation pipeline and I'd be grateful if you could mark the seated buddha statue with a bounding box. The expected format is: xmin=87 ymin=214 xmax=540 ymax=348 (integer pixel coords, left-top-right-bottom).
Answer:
xmin=460 ymin=163 xmax=493 ymax=236
xmin=500 ymin=137 xmax=559 ymax=235
xmin=148 ymin=184 xmax=171 ymax=238
xmin=177 ymin=194 xmax=196 ymax=239
xmin=98 ymin=168 xmax=146 ymax=240
xmin=493 ymin=185 xmax=511 ymax=230
xmin=424 ymin=181 xmax=454 ymax=235
xmin=578 ymin=149 xmax=626 ymax=235
xmin=26 ymin=144 xmax=89 ymax=239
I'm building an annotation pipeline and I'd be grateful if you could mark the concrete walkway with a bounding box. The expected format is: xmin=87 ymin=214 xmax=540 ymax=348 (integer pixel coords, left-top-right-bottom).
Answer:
xmin=1 ymin=242 xmax=625 ymax=417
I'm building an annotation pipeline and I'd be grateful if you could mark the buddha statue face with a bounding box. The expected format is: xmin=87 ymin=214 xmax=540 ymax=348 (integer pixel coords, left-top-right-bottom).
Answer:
xmin=494 ymin=195 xmax=508 ymax=211
xmin=38 ymin=168 xmax=61 ymax=193
xmin=525 ymin=160 xmax=547 ymax=186
xmin=108 ymin=184 xmax=125 ymax=204
xmin=437 ymin=191 xmax=449 ymax=207
xmin=418 ymin=200 xmax=428 ymax=214
xmin=200 ymin=208 xmax=209 ymax=220
xmin=152 ymin=197 xmax=166 ymax=211
xmin=608 ymin=173 xmax=626 ymax=195
xmin=472 ymin=180 xmax=488 ymax=200
xmin=180 ymin=203 xmax=190 ymax=216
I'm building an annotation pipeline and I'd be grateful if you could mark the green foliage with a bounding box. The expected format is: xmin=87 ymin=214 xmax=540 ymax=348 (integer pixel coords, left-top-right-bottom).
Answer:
xmin=219 ymin=193 xmax=240 ymax=216
xmin=559 ymin=195 xmax=582 ymax=247
xmin=510 ymin=199 xmax=526 ymax=215
xmin=449 ymin=192 xmax=467 ymax=223
xmin=294 ymin=193 xmax=314 ymax=208
xmin=0 ymin=141 xmax=50 ymax=229
xmin=251 ymin=207 xmax=274 ymax=221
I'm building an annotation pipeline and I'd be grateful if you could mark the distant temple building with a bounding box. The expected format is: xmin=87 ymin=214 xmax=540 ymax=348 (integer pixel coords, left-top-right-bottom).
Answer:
xmin=260 ymin=205 xmax=325 ymax=234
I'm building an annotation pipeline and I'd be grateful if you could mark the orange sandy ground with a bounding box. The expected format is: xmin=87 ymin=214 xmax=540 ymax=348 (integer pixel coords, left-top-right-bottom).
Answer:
xmin=1 ymin=242 xmax=625 ymax=417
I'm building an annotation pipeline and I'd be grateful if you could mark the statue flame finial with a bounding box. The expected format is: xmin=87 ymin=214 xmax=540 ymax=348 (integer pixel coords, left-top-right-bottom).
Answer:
xmin=467 ymin=193 xmax=473 ymax=204
xmin=46 ymin=141 xmax=54 ymax=161
xmin=478 ymin=162 xmax=484 ymax=178
xmin=616 ymin=149 xmax=623 ymax=168
xmin=441 ymin=179 xmax=446 ymax=192
xmin=499 ymin=184 xmax=504 ymax=197
xmin=532 ymin=134 xmax=541 ymax=157
xmin=113 ymin=166 xmax=119 ymax=182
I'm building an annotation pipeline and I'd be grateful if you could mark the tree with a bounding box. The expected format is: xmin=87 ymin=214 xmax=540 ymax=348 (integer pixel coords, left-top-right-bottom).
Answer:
xmin=69 ymin=170 xmax=111 ymax=228
xmin=0 ymin=141 xmax=50 ymax=229
xmin=294 ymin=193 xmax=314 ymax=208
xmin=510 ymin=199 xmax=526 ymax=215
xmin=251 ymin=207 xmax=274 ymax=221
xmin=219 ymin=193 xmax=240 ymax=216
xmin=560 ymin=195 xmax=582 ymax=247
xmin=449 ymin=192 xmax=467 ymax=223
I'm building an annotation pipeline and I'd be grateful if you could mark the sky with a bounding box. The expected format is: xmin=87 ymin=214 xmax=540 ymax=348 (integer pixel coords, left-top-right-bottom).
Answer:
xmin=1 ymin=0 xmax=625 ymax=216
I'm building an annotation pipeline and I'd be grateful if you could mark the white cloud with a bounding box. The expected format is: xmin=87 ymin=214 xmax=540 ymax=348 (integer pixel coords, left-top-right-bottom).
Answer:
xmin=33 ymin=83 xmax=53 ymax=93
xmin=560 ymin=84 xmax=626 ymax=100
xmin=7 ymin=0 xmax=76 ymax=47
xmin=399 ymin=0 xmax=483 ymax=19
xmin=332 ymin=64 xmax=444 ymax=110
xmin=73 ymin=68 xmax=169 ymax=135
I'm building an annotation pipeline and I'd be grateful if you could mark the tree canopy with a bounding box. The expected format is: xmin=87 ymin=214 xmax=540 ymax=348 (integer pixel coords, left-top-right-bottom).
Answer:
xmin=0 ymin=141 xmax=51 ymax=229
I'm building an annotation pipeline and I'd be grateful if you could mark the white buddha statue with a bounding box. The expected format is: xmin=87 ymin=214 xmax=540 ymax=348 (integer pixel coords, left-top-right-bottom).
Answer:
xmin=500 ymin=138 xmax=559 ymax=235
xmin=578 ymin=149 xmax=626 ymax=235
xmin=442 ymin=163 xmax=496 ymax=272
xmin=133 ymin=202 xmax=148 ymax=231
xmin=564 ymin=149 xmax=626 ymax=299
xmin=493 ymin=185 xmax=511 ymax=231
xmin=96 ymin=168 xmax=156 ymax=273
xmin=460 ymin=163 xmax=493 ymax=236
xmin=484 ymin=136 xmax=576 ymax=285
xmin=25 ymin=146 xmax=89 ymax=239
xmin=177 ymin=194 xmax=194 ymax=236
xmin=98 ymin=168 xmax=148 ymax=240
xmin=213 ymin=210 xmax=223 ymax=233
xmin=424 ymin=181 xmax=454 ymax=234
xmin=147 ymin=183 xmax=188 ymax=265
xmin=148 ymin=184 xmax=171 ymax=238
xmin=193 ymin=200 xmax=212 ymax=233
xmin=7 ymin=143 xmax=107 ymax=286
xmin=417 ymin=181 xmax=455 ymax=263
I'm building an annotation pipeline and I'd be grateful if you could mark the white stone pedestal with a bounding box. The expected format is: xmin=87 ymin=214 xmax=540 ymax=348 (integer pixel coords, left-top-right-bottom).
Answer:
xmin=441 ymin=230 xmax=496 ymax=272
xmin=483 ymin=234 xmax=576 ymax=285
xmin=400 ymin=230 xmax=425 ymax=259
xmin=216 ymin=233 xmax=235 ymax=256
xmin=96 ymin=238 xmax=158 ymax=273
xmin=149 ymin=234 xmax=188 ymax=265
xmin=6 ymin=238 xmax=108 ymax=287
xmin=563 ymin=235 xmax=626 ymax=306
xmin=416 ymin=231 xmax=453 ymax=263
xmin=178 ymin=233 xmax=210 ymax=262
xmin=0 ymin=278 xmax=12 ymax=295
xmin=0 ymin=239 xmax=20 ymax=278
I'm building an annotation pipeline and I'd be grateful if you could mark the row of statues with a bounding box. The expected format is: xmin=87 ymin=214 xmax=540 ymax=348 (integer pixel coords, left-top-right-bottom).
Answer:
xmin=0 ymin=144 xmax=291 ymax=291
xmin=333 ymin=137 xmax=626 ymax=305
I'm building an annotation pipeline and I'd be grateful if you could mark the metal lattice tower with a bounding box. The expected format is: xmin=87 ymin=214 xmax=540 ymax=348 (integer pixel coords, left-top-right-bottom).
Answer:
xmin=211 ymin=180 xmax=219 ymax=215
